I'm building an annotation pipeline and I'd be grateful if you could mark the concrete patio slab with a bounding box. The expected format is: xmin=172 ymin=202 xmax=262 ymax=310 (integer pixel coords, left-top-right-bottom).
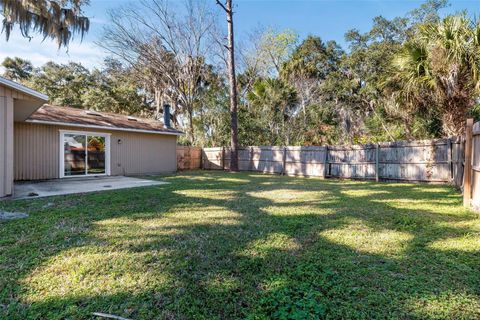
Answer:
xmin=0 ymin=211 xmax=29 ymax=220
xmin=11 ymin=176 xmax=168 ymax=200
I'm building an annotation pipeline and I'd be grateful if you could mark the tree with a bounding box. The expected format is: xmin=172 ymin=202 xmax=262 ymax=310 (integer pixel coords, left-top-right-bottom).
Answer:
xmin=281 ymin=36 xmax=343 ymax=119
xmin=1 ymin=57 xmax=34 ymax=81
xmin=390 ymin=15 xmax=480 ymax=136
xmin=338 ymin=15 xmax=408 ymax=142
xmin=99 ymin=0 xmax=216 ymax=144
xmin=409 ymin=0 xmax=449 ymax=24
xmin=194 ymin=71 xmax=230 ymax=147
xmin=0 ymin=0 xmax=90 ymax=48
xmin=15 ymin=58 xmax=147 ymax=114
xmin=247 ymin=78 xmax=297 ymax=145
xmin=216 ymin=0 xmax=239 ymax=171
xmin=244 ymin=28 xmax=298 ymax=78
xmin=27 ymin=61 xmax=92 ymax=107
xmin=83 ymin=59 xmax=146 ymax=115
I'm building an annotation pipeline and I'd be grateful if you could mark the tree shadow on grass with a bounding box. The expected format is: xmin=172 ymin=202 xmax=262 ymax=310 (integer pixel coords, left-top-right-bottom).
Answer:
xmin=0 ymin=171 xmax=479 ymax=319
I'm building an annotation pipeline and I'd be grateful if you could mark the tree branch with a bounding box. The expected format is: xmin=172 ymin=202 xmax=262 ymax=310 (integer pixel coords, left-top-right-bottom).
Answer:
xmin=215 ymin=0 xmax=228 ymax=13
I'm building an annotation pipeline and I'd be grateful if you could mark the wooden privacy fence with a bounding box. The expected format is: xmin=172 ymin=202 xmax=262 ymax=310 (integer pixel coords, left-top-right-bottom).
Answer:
xmin=176 ymin=146 xmax=202 ymax=170
xmin=201 ymin=138 xmax=464 ymax=184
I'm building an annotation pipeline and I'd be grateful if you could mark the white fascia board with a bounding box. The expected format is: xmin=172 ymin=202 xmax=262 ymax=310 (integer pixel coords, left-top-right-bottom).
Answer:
xmin=0 ymin=77 xmax=48 ymax=101
xmin=26 ymin=119 xmax=184 ymax=136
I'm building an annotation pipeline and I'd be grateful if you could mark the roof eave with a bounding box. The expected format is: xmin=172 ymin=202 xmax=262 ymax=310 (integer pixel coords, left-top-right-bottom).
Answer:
xmin=0 ymin=77 xmax=48 ymax=101
xmin=25 ymin=119 xmax=184 ymax=136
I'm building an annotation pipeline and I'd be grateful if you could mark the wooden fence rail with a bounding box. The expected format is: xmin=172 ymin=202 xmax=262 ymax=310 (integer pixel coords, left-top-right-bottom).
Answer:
xmin=200 ymin=137 xmax=464 ymax=185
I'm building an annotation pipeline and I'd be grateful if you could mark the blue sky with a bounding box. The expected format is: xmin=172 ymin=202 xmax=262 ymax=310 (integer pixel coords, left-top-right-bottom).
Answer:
xmin=0 ymin=0 xmax=479 ymax=70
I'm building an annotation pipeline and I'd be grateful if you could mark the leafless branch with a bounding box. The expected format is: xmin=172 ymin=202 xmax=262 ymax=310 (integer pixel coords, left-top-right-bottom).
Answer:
xmin=96 ymin=0 xmax=218 ymax=144
xmin=215 ymin=0 xmax=228 ymax=13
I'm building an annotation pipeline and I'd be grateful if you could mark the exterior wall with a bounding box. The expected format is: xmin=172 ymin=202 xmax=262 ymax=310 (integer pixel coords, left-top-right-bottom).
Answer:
xmin=14 ymin=123 xmax=60 ymax=180
xmin=0 ymin=86 xmax=16 ymax=197
xmin=14 ymin=122 xmax=177 ymax=181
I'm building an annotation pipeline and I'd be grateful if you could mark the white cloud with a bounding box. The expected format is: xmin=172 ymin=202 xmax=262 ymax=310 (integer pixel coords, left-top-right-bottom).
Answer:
xmin=0 ymin=30 xmax=108 ymax=71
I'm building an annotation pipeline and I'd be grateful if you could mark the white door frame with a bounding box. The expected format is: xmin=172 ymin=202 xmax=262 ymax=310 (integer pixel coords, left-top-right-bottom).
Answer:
xmin=59 ymin=130 xmax=111 ymax=178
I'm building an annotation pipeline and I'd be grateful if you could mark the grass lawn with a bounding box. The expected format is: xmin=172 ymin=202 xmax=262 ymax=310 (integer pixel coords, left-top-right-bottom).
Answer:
xmin=1 ymin=171 xmax=479 ymax=319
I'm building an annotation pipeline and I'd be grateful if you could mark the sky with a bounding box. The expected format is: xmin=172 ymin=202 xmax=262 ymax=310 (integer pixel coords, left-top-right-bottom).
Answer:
xmin=0 ymin=0 xmax=479 ymax=70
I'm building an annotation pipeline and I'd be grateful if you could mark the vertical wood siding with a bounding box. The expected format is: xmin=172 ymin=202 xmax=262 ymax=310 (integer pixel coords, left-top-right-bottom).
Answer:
xmin=0 ymin=96 xmax=8 ymax=196
xmin=14 ymin=123 xmax=59 ymax=180
xmin=0 ymin=85 xmax=34 ymax=100
xmin=110 ymin=130 xmax=177 ymax=176
xmin=0 ymin=86 xmax=17 ymax=196
xmin=14 ymin=122 xmax=177 ymax=181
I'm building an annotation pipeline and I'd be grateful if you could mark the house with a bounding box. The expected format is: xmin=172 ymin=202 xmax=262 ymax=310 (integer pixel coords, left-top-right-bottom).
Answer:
xmin=0 ymin=76 xmax=182 ymax=198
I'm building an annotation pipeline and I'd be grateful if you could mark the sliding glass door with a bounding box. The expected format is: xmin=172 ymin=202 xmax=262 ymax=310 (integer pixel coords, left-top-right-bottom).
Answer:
xmin=63 ymin=133 xmax=87 ymax=176
xmin=87 ymin=135 xmax=106 ymax=175
xmin=61 ymin=131 xmax=110 ymax=178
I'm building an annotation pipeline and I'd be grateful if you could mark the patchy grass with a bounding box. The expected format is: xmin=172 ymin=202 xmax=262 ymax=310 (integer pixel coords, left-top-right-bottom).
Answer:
xmin=1 ymin=171 xmax=479 ymax=319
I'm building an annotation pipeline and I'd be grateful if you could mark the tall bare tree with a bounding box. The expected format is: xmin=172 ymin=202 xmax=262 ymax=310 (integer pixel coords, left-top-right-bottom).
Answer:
xmin=216 ymin=0 xmax=239 ymax=171
xmin=0 ymin=0 xmax=90 ymax=48
xmin=98 ymin=0 xmax=216 ymax=144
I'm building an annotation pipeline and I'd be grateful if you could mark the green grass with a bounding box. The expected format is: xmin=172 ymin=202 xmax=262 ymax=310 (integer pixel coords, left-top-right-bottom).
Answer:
xmin=1 ymin=171 xmax=479 ymax=319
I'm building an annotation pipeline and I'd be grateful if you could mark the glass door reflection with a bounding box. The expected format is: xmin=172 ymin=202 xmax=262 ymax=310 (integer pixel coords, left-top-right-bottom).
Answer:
xmin=63 ymin=133 xmax=108 ymax=177
xmin=64 ymin=134 xmax=87 ymax=176
xmin=87 ymin=135 xmax=106 ymax=175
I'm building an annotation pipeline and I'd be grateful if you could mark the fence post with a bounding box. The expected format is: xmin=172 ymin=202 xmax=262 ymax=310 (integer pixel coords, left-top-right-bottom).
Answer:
xmin=282 ymin=147 xmax=287 ymax=175
xmin=447 ymin=138 xmax=452 ymax=181
xmin=323 ymin=146 xmax=329 ymax=178
xmin=222 ymin=146 xmax=226 ymax=171
xmin=375 ymin=143 xmax=380 ymax=182
xmin=463 ymin=119 xmax=474 ymax=207
xmin=249 ymin=147 xmax=254 ymax=171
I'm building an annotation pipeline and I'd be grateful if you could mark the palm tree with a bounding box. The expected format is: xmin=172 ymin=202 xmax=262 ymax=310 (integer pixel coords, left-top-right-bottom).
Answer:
xmin=1 ymin=56 xmax=34 ymax=81
xmin=390 ymin=15 xmax=480 ymax=136
xmin=247 ymin=78 xmax=297 ymax=145
xmin=1 ymin=0 xmax=89 ymax=48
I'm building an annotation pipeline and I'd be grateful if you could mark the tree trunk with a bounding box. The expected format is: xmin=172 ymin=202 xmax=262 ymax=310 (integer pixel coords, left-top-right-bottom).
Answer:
xmin=154 ymin=89 xmax=163 ymax=120
xmin=219 ymin=0 xmax=239 ymax=172
xmin=403 ymin=117 xmax=414 ymax=140
xmin=440 ymin=96 xmax=470 ymax=137
xmin=188 ymin=107 xmax=195 ymax=145
xmin=172 ymin=102 xmax=180 ymax=128
xmin=442 ymin=112 xmax=465 ymax=137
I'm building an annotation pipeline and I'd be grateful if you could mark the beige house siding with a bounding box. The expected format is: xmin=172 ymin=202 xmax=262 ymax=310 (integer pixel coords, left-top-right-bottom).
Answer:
xmin=14 ymin=123 xmax=59 ymax=180
xmin=0 ymin=84 xmax=27 ymax=196
xmin=109 ymin=130 xmax=177 ymax=176
xmin=14 ymin=122 xmax=177 ymax=181
xmin=0 ymin=95 xmax=14 ymax=196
